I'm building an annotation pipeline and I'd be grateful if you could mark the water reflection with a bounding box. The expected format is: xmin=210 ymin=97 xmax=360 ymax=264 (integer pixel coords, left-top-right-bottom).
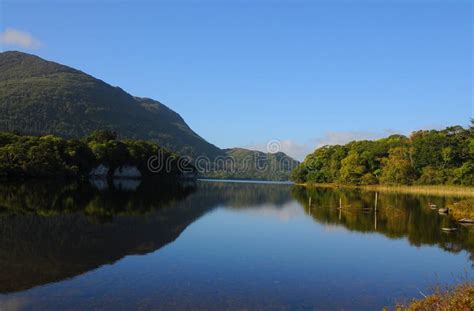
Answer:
xmin=0 ymin=180 xmax=295 ymax=294
xmin=0 ymin=180 xmax=197 ymax=293
xmin=291 ymin=186 xmax=474 ymax=263
xmin=0 ymin=181 xmax=472 ymax=310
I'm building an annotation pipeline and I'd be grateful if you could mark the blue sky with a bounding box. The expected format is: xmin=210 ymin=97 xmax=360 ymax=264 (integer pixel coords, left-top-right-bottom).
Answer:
xmin=0 ymin=0 xmax=472 ymax=160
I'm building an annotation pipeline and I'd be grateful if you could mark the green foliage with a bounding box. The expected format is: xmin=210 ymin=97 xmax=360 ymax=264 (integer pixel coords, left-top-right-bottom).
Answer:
xmin=292 ymin=124 xmax=473 ymax=186
xmin=380 ymin=147 xmax=414 ymax=185
xmin=339 ymin=150 xmax=365 ymax=184
xmin=417 ymin=166 xmax=446 ymax=185
xmin=360 ymin=173 xmax=378 ymax=185
xmin=87 ymin=129 xmax=118 ymax=143
xmin=0 ymin=130 xmax=188 ymax=179
xmin=290 ymin=164 xmax=308 ymax=183
xmin=453 ymin=161 xmax=474 ymax=186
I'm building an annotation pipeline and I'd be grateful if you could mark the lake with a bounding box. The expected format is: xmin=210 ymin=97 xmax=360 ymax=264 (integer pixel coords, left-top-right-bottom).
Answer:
xmin=0 ymin=179 xmax=472 ymax=310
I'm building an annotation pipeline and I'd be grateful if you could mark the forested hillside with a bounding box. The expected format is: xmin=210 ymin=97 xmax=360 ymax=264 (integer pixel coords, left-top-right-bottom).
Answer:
xmin=0 ymin=51 xmax=223 ymax=159
xmin=206 ymin=148 xmax=299 ymax=181
xmin=291 ymin=123 xmax=473 ymax=186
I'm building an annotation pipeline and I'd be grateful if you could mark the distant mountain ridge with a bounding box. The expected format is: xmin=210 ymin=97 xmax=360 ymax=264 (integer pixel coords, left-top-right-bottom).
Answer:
xmin=206 ymin=147 xmax=300 ymax=181
xmin=0 ymin=51 xmax=298 ymax=180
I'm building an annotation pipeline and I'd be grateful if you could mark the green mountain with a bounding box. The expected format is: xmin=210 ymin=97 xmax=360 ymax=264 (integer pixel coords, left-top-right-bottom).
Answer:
xmin=0 ymin=51 xmax=299 ymax=180
xmin=206 ymin=148 xmax=299 ymax=181
xmin=0 ymin=51 xmax=222 ymax=159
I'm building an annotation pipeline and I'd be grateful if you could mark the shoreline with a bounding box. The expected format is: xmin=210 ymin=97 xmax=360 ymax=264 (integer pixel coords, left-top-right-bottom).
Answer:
xmin=197 ymin=178 xmax=293 ymax=185
xmin=297 ymin=183 xmax=474 ymax=198
xmin=391 ymin=282 xmax=473 ymax=310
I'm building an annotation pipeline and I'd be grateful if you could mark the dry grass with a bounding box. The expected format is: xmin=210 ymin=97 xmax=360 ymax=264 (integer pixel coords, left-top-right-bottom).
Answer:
xmin=390 ymin=282 xmax=474 ymax=311
xmin=361 ymin=185 xmax=474 ymax=198
xmin=300 ymin=183 xmax=474 ymax=198
xmin=447 ymin=199 xmax=474 ymax=220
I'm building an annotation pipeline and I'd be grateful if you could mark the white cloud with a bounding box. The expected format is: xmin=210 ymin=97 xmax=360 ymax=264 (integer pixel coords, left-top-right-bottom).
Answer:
xmin=244 ymin=139 xmax=312 ymax=162
xmin=313 ymin=130 xmax=396 ymax=149
xmin=274 ymin=139 xmax=312 ymax=162
xmin=0 ymin=28 xmax=42 ymax=49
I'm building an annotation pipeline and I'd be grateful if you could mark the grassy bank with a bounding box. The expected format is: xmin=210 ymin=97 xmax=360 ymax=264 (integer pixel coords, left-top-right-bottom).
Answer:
xmin=390 ymin=282 xmax=473 ymax=311
xmin=447 ymin=199 xmax=474 ymax=220
xmin=299 ymin=183 xmax=474 ymax=198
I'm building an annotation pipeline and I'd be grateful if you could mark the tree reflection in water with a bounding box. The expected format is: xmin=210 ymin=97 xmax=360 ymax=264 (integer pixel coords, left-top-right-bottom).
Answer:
xmin=291 ymin=186 xmax=474 ymax=264
xmin=0 ymin=180 xmax=471 ymax=295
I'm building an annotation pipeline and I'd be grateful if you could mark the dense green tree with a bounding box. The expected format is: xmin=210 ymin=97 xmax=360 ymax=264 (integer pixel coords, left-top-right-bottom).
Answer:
xmin=417 ymin=166 xmax=445 ymax=185
xmin=290 ymin=164 xmax=308 ymax=183
xmin=360 ymin=173 xmax=378 ymax=185
xmin=339 ymin=150 xmax=365 ymax=184
xmin=87 ymin=129 xmax=118 ymax=143
xmin=453 ymin=162 xmax=474 ymax=186
xmin=380 ymin=147 xmax=415 ymax=185
xmin=291 ymin=123 xmax=473 ymax=186
xmin=0 ymin=131 xmax=190 ymax=180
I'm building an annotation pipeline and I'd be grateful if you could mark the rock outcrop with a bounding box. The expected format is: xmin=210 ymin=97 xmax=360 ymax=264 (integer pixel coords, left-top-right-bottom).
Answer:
xmin=113 ymin=166 xmax=142 ymax=179
xmin=89 ymin=164 xmax=109 ymax=178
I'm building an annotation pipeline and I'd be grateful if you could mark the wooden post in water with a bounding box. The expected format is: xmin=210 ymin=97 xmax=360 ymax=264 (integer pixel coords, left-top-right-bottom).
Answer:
xmin=309 ymin=197 xmax=312 ymax=215
xmin=374 ymin=208 xmax=377 ymax=230
xmin=308 ymin=196 xmax=312 ymax=216
xmin=339 ymin=197 xmax=342 ymax=210
xmin=374 ymin=192 xmax=378 ymax=230
xmin=375 ymin=192 xmax=378 ymax=212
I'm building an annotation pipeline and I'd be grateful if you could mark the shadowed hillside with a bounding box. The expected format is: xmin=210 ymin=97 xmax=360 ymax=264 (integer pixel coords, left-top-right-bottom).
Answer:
xmin=0 ymin=51 xmax=223 ymax=159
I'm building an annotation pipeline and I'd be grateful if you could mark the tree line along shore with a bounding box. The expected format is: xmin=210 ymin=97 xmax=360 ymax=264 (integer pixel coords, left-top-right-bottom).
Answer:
xmin=0 ymin=129 xmax=192 ymax=180
xmin=291 ymin=123 xmax=473 ymax=187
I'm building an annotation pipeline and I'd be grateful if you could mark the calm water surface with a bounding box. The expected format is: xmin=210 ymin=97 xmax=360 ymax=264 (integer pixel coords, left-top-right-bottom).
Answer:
xmin=0 ymin=180 xmax=472 ymax=310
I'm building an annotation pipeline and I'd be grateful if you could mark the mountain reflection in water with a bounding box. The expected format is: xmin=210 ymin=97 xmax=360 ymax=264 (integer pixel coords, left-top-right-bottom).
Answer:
xmin=0 ymin=180 xmax=472 ymax=310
